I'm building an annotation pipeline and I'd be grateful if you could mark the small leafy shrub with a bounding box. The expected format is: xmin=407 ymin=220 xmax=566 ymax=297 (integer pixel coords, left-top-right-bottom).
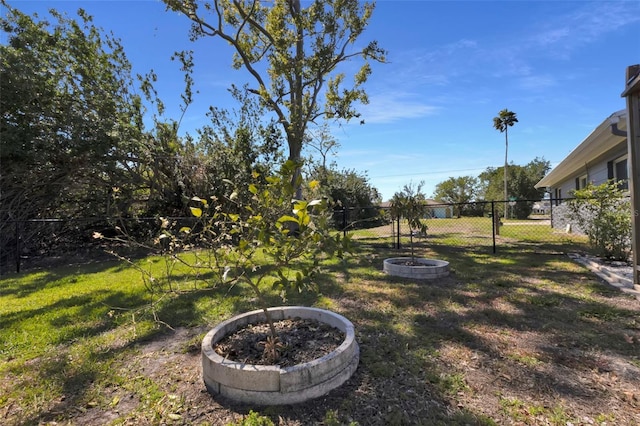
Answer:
xmin=229 ymin=410 xmax=274 ymax=426
xmin=569 ymin=180 xmax=631 ymax=260
xmin=99 ymin=161 xmax=350 ymax=359
xmin=323 ymin=409 xmax=359 ymax=426
xmin=390 ymin=181 xmax=429 ymax=263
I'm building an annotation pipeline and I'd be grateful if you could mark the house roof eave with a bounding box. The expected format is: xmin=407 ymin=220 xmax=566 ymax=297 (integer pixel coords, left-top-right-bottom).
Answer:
xmin=534 ymin=110 xmax=627 ymax=189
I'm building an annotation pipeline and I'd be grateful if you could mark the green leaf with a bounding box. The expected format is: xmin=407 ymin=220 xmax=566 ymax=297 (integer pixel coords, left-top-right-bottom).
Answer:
xmin=248 ymin=184 xmax=258 ymax=194
xmin=293 ymin=201 xmax=308 ymax=212
xmin=179 ymin=227 xmax=191 ymax=233
xmin=109 ymin=395 xmax=120 ymax=407
xmin=278 ymin=215 xmax=299 ymax=224
xmin=190 ymin=207 xmax=202 ymax=217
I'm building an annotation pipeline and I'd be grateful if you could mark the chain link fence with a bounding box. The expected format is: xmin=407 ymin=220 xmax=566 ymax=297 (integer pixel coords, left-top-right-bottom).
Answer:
xmin=0 ymin=217 xmax=188 ymax=274
xmin=2 ymin=199 xmax=598 ymax=274
xmin=339 ymin=199 xmax=589 ymax=254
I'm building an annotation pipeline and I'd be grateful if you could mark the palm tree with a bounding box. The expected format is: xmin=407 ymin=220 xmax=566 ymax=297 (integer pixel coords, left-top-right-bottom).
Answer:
xmin=493 ymin=109 xmax=518 ymax=218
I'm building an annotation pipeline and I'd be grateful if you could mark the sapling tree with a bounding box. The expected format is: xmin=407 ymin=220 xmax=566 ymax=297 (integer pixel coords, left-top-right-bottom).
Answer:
xmin=390 ymin=182 xmax=429 ymax=264
xmin=99 ymin=160 xmax=350 ymax=362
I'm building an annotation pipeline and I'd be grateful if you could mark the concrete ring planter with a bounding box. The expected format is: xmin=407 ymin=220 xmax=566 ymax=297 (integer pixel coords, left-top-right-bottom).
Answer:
xmin=201 ymin=306 xmax=359 ymax=405
xmin=383 ymin=257 xmax=450 ymax=279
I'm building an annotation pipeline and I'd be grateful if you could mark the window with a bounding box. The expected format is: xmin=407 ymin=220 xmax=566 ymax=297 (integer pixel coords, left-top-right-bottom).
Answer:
xmin=554 ymin=188 xmax=562 ymax=206
xmin=608 ymin=156 xmax=629 ymax=191
xmin=575 ymin=174 xmax=588 ymax=190
xmin=614 ymin=156 xmax=628 ymax=190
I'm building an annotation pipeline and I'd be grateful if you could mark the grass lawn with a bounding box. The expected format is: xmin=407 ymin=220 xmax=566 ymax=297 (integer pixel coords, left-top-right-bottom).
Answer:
xmin=1 ymin=228 xmax=639 ymax=425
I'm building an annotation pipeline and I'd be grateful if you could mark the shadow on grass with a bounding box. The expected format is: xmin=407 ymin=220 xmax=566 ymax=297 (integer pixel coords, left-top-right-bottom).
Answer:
xmin=330 ymin=239 xmax=638 ymax=412
xmin=3 ymin=234 xmax=638 ymax=426
xmin=0 ymin=259 xmax=127 ymax=299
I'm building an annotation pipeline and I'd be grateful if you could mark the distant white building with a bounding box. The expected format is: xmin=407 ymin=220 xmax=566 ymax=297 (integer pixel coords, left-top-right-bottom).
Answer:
xmin=425 ymin=199 xmax=453 ymax=219
xmin=531 ymin=200 xmax=551 ymax=215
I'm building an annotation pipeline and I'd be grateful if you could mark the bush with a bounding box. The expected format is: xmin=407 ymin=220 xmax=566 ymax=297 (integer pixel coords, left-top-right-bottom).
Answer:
xmin=569 ymin=181 xmax=631 ymax=260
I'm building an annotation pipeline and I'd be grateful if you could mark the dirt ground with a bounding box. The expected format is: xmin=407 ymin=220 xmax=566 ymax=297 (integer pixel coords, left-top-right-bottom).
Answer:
xmin=4 ymin=247 xmax=639 ymax=425
xmin=59 ymin=280 xmax=640 ymax=426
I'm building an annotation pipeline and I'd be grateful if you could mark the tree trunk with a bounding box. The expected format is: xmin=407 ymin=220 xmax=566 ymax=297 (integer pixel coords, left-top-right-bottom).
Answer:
xmin=504 ymin=128 xmax=509 ymax=219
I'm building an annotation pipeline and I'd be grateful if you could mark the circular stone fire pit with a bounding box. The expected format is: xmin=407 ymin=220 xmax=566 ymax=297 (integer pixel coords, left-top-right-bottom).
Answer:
xmin=201 ymin=306 xmax=359 ymax=405
xmin=383 ymin=257 xmax=450 ymax=279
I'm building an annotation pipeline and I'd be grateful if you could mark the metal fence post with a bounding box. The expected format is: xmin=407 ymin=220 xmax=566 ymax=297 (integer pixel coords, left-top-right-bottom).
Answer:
xmin=491 ymin=201 xmax=497 ymax=254
xmin=15 ymin=221 xmax=22 ymax=273
xmin=342 ymin=208 xmax=347 ymax=238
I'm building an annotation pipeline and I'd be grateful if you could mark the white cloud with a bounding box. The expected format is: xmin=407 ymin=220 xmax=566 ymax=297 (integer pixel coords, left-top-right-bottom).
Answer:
xmin=477 ymin=2 xmax=639 ymax=83
xmin=517 ymin=74 xmax=557 ymax=91
xmin=388 ymin=39 xmax=479 ymax=87
xmin=528 ymin=2 xmax=640 ymax=52
xmin=359 ymin=92 xmax=440 ymax=124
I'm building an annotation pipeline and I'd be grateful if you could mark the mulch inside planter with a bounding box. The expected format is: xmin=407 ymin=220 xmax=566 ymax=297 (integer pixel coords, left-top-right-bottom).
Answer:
xmin=391 ymin=260 xmax=427 ymax=266
xmin=213 ymin=317 xmax=344 ymax=367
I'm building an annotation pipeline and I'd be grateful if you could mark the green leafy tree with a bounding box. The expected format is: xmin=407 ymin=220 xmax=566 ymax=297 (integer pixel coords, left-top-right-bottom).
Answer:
xmin=0 ymin=4 xmax=144 ymax=222
xmin=174 ymin=86 xmax=285 ymax=216
xmin=108 ymin=85 xmax=285 ymax=218
xmin=164 ymin=0 xmax=386 ymax=196
xmin=433 ymin=176 xmax=479 ymax=217
xmin=493 ymin=109 xmax=518 ymax=217
xmin=478 ymin=157 xmax=550 ymax=219
xmin=569 ymin=181 xmax=631 ymax=260
xmin=309 ymin=166 xmax=382 ymax=229
xmin=390 ymin=182 xmax=428 ymax=263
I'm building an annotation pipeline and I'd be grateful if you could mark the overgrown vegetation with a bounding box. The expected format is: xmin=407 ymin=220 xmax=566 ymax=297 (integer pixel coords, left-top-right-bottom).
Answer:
xmin=0 ymin=2 xmax=386 ymax=270
xmin=569 ymin=180 xmax=632 ymax=260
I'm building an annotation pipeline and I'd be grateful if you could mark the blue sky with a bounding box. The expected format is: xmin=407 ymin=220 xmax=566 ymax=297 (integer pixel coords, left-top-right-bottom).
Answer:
xmin=6 ymin=0 xmax=640 ymax=200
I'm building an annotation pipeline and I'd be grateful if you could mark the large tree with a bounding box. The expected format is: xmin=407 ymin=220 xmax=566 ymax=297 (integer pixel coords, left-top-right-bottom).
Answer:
xmin=433 ymin=176 xmax=479 ymax=217
xmin=479 ymin=157 xmax=550 ymax=219
xmin=308 ymin=165 xmax=381 ymax=228
xmin=182 ymin=87 xmax=285 ymax=214
xmin=0 ymin=4 xmax=145 ymax=223
xmin=164 ymin=0 xmax=386 ymax=195
xmin=492 ymin=109 xmax=518 ymax=217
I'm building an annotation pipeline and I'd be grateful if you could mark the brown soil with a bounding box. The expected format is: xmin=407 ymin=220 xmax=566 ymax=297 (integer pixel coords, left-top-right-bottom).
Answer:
xmin=213 ymin=318 xmax=344 ymax=367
